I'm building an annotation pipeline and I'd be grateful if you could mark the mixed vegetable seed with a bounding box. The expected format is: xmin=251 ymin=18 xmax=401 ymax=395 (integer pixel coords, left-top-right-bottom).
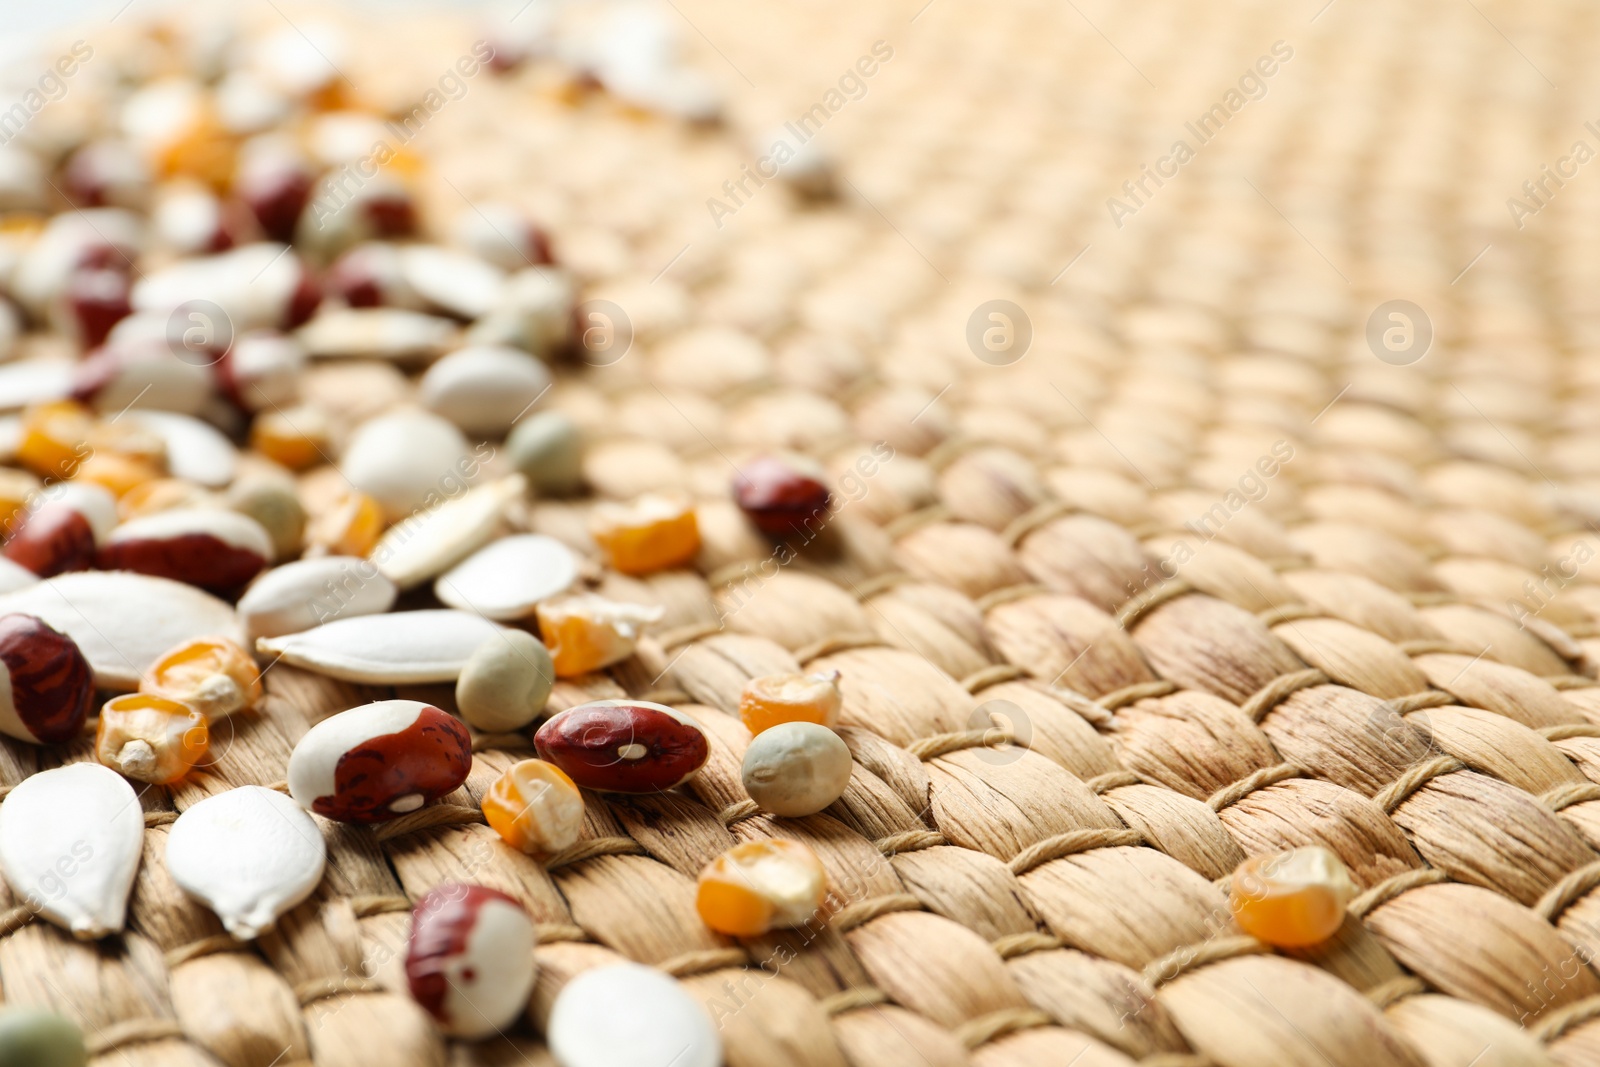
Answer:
xmin=0 ymin=7 xmax=1363 ymax=1063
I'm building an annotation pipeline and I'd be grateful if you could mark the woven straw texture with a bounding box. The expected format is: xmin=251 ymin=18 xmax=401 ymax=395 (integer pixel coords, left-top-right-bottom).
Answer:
xmin=10 ymin=0 xmax=1600 ymax=1065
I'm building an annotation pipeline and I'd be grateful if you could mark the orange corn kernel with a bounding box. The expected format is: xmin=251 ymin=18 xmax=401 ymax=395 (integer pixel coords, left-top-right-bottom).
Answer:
xmin=696 ymin=839 xmax=829 ymax=937
xmin=0 ymin=468 xmax=41 ymax=534
xmin=119 ymin=478 xmax=208 ymax=520
xmin=72 ymin=451 xmax=163 ymax=498
xmin=305 ymin=489 xmax=384 ymax=556
xmin=141 ymin=637 xmax=262 ymax=720
xmin=86 ymin=420 xmax=167 ymax=466
xmin=482 ymin=759 xmax=584 ymax=855
xmin=250 ymin=407 xmax=329 ymax=471
xmin=589 ymin=493 xmax=700 ymax=576
xmin=96 ymin=693 xmax=209 ymax=784
xmin=18 ymin=401 xmax=94 ymax=480
xmin=158 ymin=114 xmax=237 ymax=191
xmin=739 ymin=671 xmax=842 ymax=736
xmin=535 ymin=593 xmax=664 ymax=678
xmin=1229 ymin=846 xmax=1355 ymax=947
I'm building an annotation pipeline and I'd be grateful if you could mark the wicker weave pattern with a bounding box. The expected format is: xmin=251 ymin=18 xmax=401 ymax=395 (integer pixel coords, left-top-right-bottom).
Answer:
xmin=4 ymin=0 xmax=1600 ymax=1065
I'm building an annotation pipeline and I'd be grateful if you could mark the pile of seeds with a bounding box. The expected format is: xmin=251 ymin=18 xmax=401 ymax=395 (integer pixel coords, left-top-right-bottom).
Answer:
xmin=2 ymin=0 xmax=1600 ymax=1065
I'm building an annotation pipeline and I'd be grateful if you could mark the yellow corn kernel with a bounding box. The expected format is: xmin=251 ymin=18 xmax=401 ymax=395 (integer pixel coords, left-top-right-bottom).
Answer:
xmin=118 ymin=477 xmax=209 ymax=521
xmin=1229 ymin=846 xmax=1355 ymax=947
xmin=482 ymin=759 xmax=584 ymax=855
xmin=96 ymin=694 xmax=209 ymax=784
xmin=250 ymin=407 xmax=329 ymax=471
xmin=0 ymin=213 xmax=44 ymax=238
xmin=141 ymin=637 xmax=262 ymax=721
xmin=305 ymin=488 xmax=384 ymax=557
xmin=18 ymin=401 xmax=93 ymax=480
xmin=85 ymin=420 xmax=168 ymax=467
xmin=0 ymin=468 xmax=41 ymax=534
xmin=158 ymin=112 xmax=236 ymax=192
xmin=535 ymin=593 xmax=664 ymax=678
xmin=72 ymin=451 xmax=163 ymax=498
xmin=696 ymin=839 xmax=829 ymax=936
xmin=589 ymin=493 xmax=700 ymax=576
xmin=739 ymin=671 xmax=842 ymax=736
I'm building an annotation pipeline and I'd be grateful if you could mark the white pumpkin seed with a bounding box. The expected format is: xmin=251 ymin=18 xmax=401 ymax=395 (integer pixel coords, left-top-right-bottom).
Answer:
xmin=0 ymin=571 xmax=243 ymax=689
xmin=256 ymin=609 xmax=506 ymax=683
xmin=0 ymin=557 xmax=37 ymax=594
xmin=76 ymin=338 xmax=214 ymax=416
xmin=0 ymin=763 xmax=144 ymax=940
xmin=370 ymin=475 xmax=524 ymax=590
xmin=132 ymin=243 xmax=306 ymax=331
xmin=166 ymin=785 xmax=326 ymax=940
xmin=238 ymin=556 xmax=398 ymax=641
xmin=419 ymin=345 xmax=551 ymax=437
xmin=0 ymin=361 xmax=72 ymax=413
xmin=124 ymin=411 xmax=238 ymax=487
xmin=339 ymin=409 xmax=472 ymax=521
xmin=435 ymin=533 xmax=577 ymax=619
xmin=297 ymin=308 xmax=457 ymax=362
xmin=399 ymin=246 xmax=505 ymax=320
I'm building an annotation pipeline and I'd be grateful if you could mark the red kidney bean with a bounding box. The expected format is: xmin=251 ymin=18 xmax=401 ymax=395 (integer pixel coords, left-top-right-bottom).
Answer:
xmin=96 ymin=509 xmax=272 ymax=596
xmin=534 ymin=699 xmax=709 ymax=793
xmin=66 ymin=269 xmax=133 ymax=350
xmin=6 ymin=503 xmax=97 ymax=577
xmin=0 ymin=613 xmax=93 ymax=744
xmin=237 ymin=157 xmax=313 ymax=243
xmin=406 ymin=883 xmax=537 ymax=1037
xmin=365 ymin=192 xmax=418 ymax=239
xmin=287 ymin=700 xmax=473 ymax=823
xmin=284 ymin=258 xmax=322 ymax=329
xmin=733 ymin=455 xmax=833 ymax=538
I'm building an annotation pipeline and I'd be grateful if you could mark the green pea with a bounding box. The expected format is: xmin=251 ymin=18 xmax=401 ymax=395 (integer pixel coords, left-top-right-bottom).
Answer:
xmin=0 ymin=1007 xmax=88 ymax=1067
xmin=507 ymin=411 xmax=584 ymax=497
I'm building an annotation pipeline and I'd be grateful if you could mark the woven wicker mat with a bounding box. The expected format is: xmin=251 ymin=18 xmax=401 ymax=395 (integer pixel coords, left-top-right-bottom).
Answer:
xmin=9 ymin=0 xmax=1600 ymax=1064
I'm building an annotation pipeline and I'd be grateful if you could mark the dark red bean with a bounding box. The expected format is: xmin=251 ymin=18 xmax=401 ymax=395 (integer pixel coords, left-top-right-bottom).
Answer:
xmin=733 ymin=455 xmax=833 ymax=538
xmin=534 ymin=699 xmax=709 ymax=793
xmin=0 ymin=613 xmax=93 ymax=744
xmin=284 ymin=259 xmax=322 ymax=328
xmin=5 ymin=504 xmax=96 ymax=577
xmin=364 ymin=192 xmax=418 ymax=239
xmin=288 ymin=700 xmax=474 ymax=823
xmin=237 ymin=159 xmax=313 ymax=243
xmin=406 ymin=883 xmax=536 ymax=1037
xmin=95 ymin=509 xmax=272 ymax=595
xmin=66 ymin=270 xmax=133 ymax=350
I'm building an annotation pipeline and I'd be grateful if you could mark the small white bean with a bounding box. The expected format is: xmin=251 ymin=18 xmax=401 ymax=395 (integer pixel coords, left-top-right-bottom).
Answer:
xmin=740 ymin=721 xmax=852 ymax=817
xmin=455 ymin=630 xmax=554 ymax=732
